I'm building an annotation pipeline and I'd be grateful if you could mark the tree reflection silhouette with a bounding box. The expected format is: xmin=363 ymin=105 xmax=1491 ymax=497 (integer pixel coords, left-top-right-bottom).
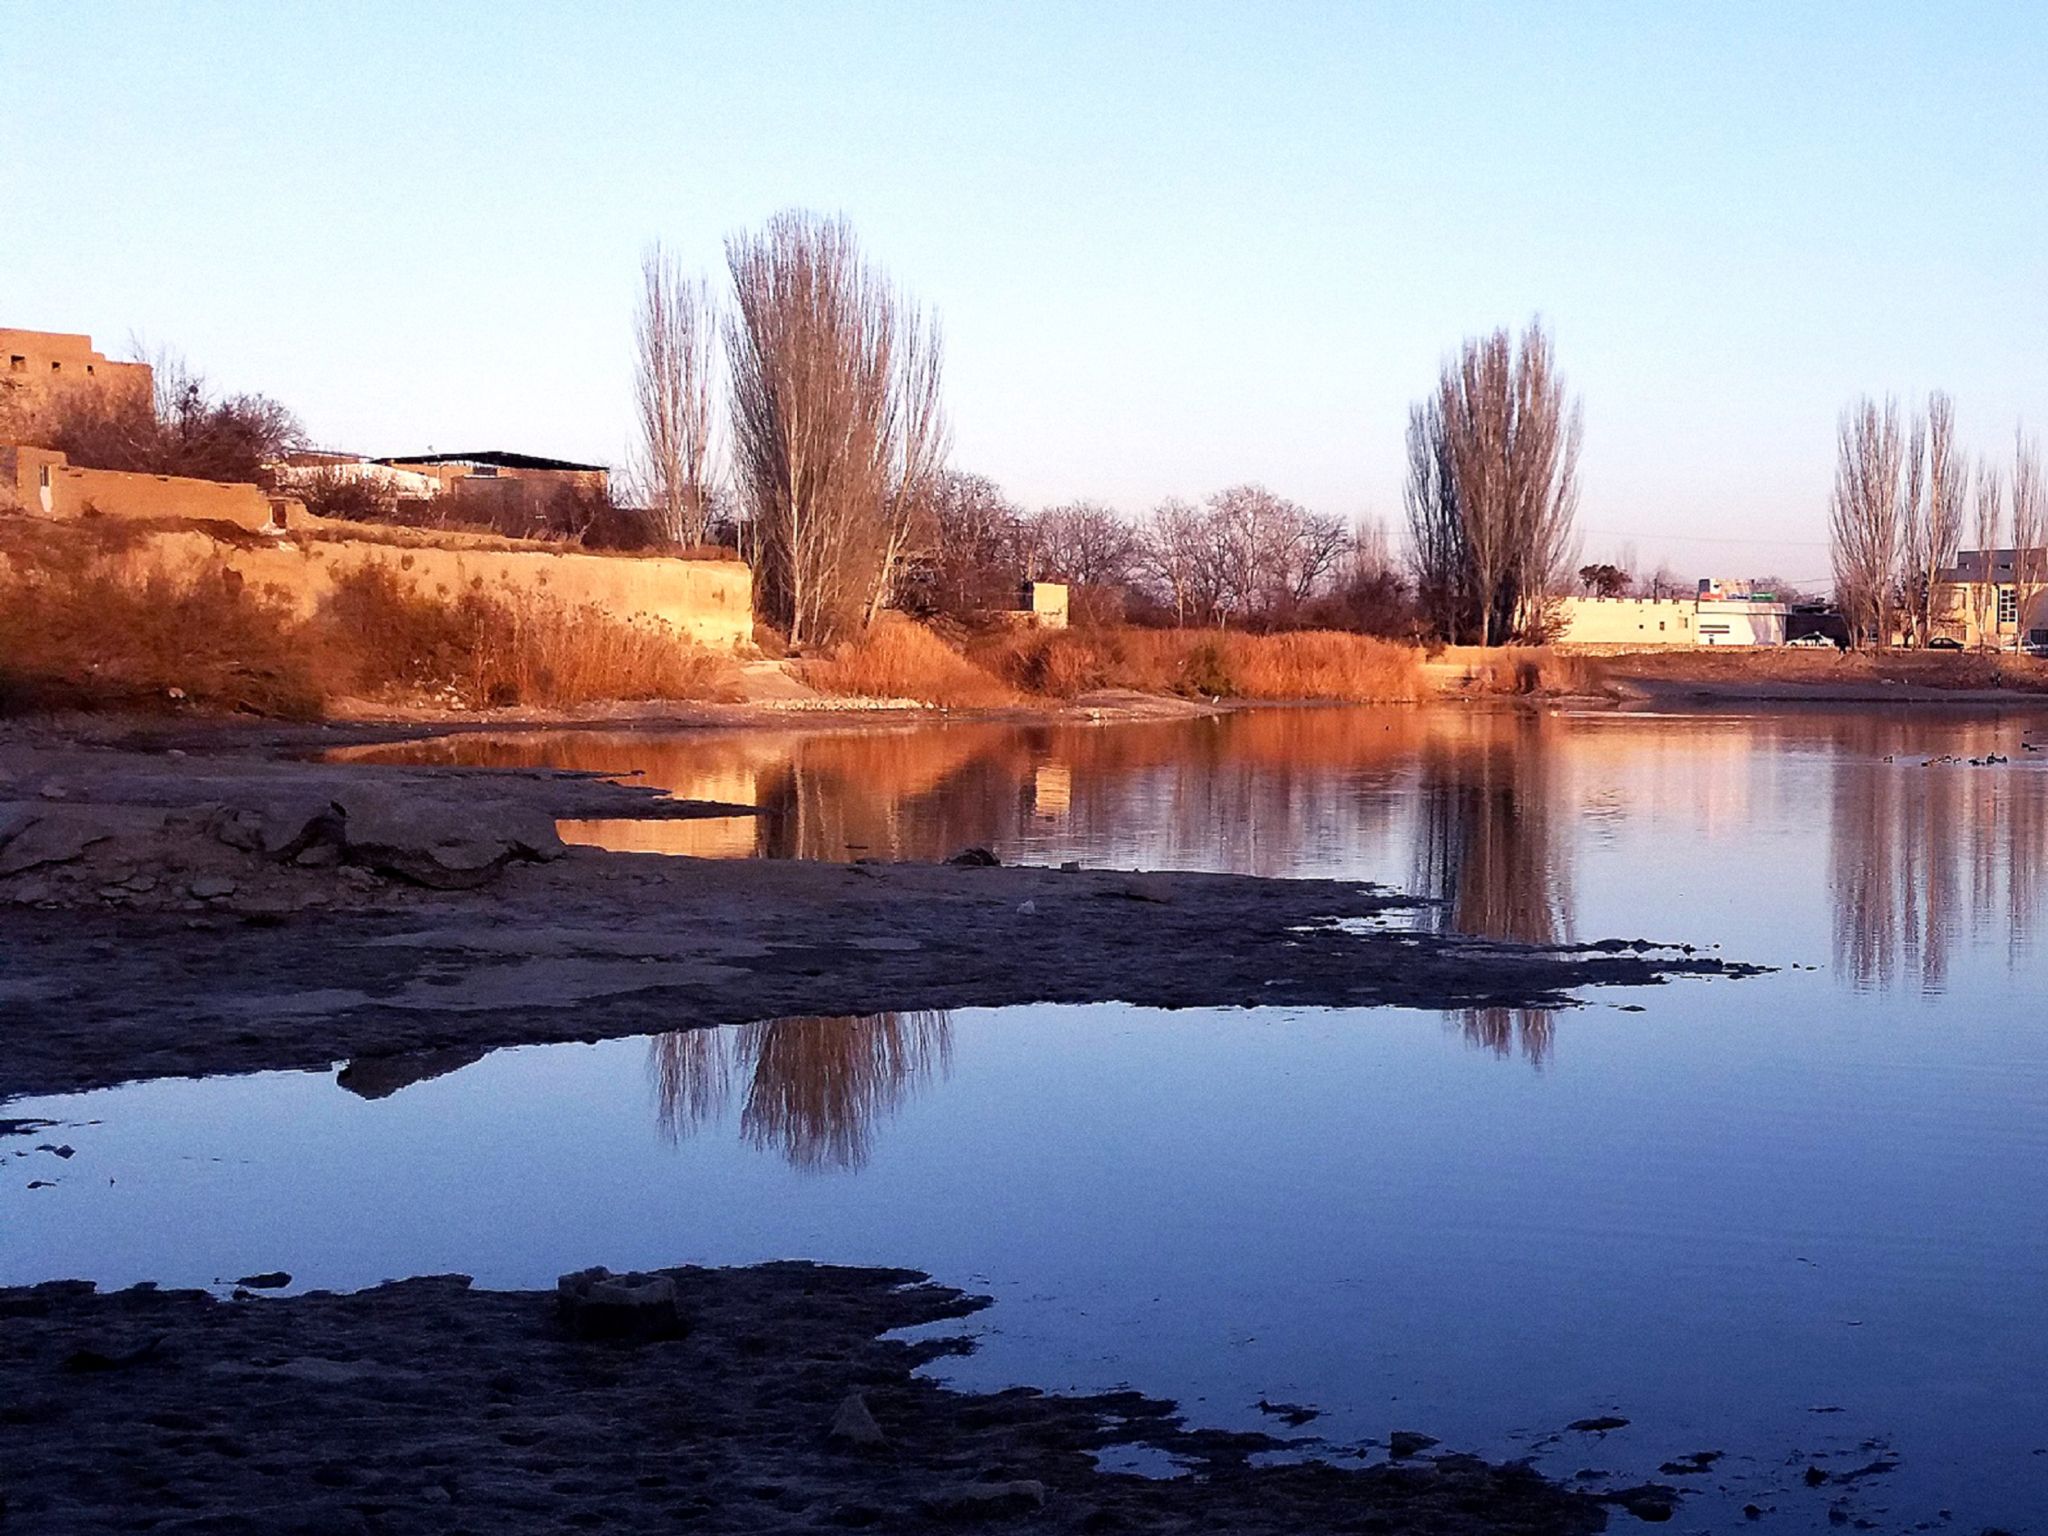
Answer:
xmin=1411 ymin=717 xmax=1572 ymax=1064
xmin=1829 ymin=720 xmax=2044 ymax=992
xmin=649 ymin=1011 xmax=952 ymax=1170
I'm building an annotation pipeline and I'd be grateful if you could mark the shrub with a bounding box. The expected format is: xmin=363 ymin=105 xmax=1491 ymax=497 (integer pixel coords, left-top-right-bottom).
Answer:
xmin=808 ymin=615 xmax=1017 ymax=708
xmin=971 ymin=625 xmax=1426 ymax=702
xmin=0 ymin=543 xmax=321 ymax=717
xmin=312 ymin=563 xmax=739 ymax=709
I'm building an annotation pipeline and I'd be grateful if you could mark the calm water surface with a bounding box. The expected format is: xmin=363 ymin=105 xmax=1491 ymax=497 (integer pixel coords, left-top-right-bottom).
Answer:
xmin=8 ymin=706 xmax=2048 ymax=1532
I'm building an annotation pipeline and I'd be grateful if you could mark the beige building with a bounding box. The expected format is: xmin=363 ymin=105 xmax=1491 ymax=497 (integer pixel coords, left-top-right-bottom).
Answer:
xmin=1932 ymin=549 xmax=2048 ymax=649
xmin=1 ymin=329 xmax=153 ymax=434
xmin=377 ymin=450 xmax=610 ymax=499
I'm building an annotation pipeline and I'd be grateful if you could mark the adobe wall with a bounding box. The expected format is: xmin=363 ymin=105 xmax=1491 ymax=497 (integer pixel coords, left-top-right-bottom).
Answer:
xmin=4 ymin=448 xmax=286 ymax=531
xmin=114 ymin=527 xmax=753 ymax=652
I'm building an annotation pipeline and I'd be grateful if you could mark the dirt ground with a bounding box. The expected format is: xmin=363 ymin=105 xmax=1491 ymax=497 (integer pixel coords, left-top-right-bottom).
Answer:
xmin=0 ymin=1262 xmax=1661 ymax=1536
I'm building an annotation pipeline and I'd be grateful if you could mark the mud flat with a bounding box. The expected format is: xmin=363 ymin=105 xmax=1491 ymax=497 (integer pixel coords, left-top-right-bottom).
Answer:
xmin=0 ymin=1261 xmax=1638 ymax=1536
xmin=0 ymin=735 xmax=1758 ymax=1100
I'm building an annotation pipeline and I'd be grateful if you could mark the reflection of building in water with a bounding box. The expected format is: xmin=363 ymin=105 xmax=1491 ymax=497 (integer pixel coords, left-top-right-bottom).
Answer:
xmin=649 ymin=1011 xmax=952 ymax=1170
xmin=1829 ymin=721 xmax=2046 ymax=992
xmin=1031 ymin=762 xmax=1072 ymax=820
xmin=1410 ymin=714 xmax=1573 ymax=1064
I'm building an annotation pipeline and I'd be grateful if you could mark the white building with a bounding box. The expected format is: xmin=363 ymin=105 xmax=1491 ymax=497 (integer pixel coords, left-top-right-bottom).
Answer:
xmin=1550 ymin=580 xmax=1788 ymax=648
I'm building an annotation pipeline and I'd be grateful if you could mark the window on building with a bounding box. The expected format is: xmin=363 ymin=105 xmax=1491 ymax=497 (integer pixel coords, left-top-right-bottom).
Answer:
xmin=1998 ymin=587 xmax=2019 ymax=625
xmin=1658 ymin=621 xmax=1666 ymax=631
xmin=50 ymin=361 xmax=60 ymax=372
xmin=7 ymin=356 xmax=23 ymax=371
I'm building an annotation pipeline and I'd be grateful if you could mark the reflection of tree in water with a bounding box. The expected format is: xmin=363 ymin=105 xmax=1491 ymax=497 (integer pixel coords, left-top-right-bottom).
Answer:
xmin=1829 ymin=722 xmax=2045 ymax=992
xmin=649 ymin=1011 xmax=952 ymax=1170
xmin=1410 ymin=717 xmax=1573 ymax=1064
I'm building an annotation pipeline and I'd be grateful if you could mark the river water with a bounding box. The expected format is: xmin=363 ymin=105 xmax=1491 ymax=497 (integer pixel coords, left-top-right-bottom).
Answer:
xmin=7 ymin=705 xmax=2047 ymax=1531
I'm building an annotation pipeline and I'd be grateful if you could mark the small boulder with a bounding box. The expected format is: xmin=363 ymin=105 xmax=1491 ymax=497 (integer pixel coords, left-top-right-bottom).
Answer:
xmin=946 ymin=846 xmax=1000 ymax=867
xmin=555 ymin=1266 xmax=686 ymax=1343
xmin=829 ymin=1391 xmax=888 ymax=1447
xmin=1387 ymin=1430 xmax=1439 ymax=1459
xmin=188 ymin=875 xmax=238 ymax=901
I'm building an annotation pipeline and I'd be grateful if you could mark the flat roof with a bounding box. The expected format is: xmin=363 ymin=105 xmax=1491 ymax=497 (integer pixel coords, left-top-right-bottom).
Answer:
xmin=378 ymin=450 xmax=608 ymax=473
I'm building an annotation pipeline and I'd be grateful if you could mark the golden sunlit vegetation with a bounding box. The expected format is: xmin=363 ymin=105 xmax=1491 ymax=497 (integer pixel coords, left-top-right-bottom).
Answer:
xmin=0 ymin=537 xmax=738 ymax=717
xmin=971 ymin=625 xmax=1428 ymax=702
xmin=807 ymin=615 xmax=1019 ymax=708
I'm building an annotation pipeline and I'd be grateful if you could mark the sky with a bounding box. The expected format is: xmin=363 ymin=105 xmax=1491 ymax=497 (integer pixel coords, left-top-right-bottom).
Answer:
xmin=5 ymin=2 xmax=2045 ymax=583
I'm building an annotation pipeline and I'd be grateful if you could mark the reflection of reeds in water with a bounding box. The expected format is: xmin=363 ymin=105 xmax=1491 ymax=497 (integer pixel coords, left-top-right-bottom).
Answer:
xmin=1411 ymin=717 xmax=1572 ymax=1065
xmin=649 ymin=1011 xmax=952 ymax=1170
xmin=1830 ymin=721 xmax=2045 ymax=992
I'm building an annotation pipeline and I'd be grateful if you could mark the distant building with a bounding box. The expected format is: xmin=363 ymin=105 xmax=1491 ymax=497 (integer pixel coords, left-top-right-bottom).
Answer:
xmin=273 ymin=449 xmax=445 ymax=501
xmin=0 ymin=328 xmax=153 ymax=431
xmin=1548 ymin=579 xmax=1788 ymax=647
xmin=376 ymin=450 xmax=609 ymax=499
xmin=1932 ymin=548 xmax=2048 ymax=649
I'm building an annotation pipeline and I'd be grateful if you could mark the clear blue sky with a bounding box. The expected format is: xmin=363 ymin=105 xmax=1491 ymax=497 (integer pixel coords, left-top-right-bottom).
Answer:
xmin=6 ymin=2 xmax=2044 ymax=581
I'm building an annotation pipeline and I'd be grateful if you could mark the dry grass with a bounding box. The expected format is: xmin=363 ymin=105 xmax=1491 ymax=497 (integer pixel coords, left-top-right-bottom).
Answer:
xmin=0 ymin=538 xmax=323 ymax=717
xmin=808 ymin=616 xmax=1019 ymax=708
xmin=0 ymin=528 xmax=739 ymax=718
xmin=312 ymin=564 xmax=741 ymax=709
xmin=972 ymin=625 xmax=1428 ymax=702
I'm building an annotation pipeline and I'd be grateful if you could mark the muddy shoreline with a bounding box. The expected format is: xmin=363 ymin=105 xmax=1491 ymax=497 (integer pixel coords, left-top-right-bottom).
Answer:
xmin=0 ymin=1262 xmax=1652 ymax=1535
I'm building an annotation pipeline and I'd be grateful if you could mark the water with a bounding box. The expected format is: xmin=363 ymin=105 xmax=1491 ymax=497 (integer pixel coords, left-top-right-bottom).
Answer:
xmin=9 ymin=705 xmax=2048 ymax=1531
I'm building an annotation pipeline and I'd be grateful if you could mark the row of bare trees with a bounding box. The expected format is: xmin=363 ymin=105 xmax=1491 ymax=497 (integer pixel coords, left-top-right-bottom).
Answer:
xmin=639 ymin=216 xmax=1584 ymax=647
xmin=1405 ymin=321 xmax=1582 ymax=645
xmin=905 ymin=475 xmax=1385 ymax=631
xmin=1829 ymin=392 xmax=2045 ymax=647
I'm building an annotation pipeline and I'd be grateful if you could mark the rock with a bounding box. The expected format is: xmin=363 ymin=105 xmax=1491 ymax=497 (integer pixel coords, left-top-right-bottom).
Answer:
xmin=1115 ymin=874 xmax=1175 ymax=904
xmin=1618 ymin=1487 xmax=1676 ymax=1521
xmin=555 ymin=1266 xmax=686 ymax=1343
xmin=919 ymin=1480 xmax=1048 ymax=1517
xmin=1017 ymin=899 xmax=1037 ymax=914
xmin=334 ymin=789 xmax=565 ymax=889
xmin=0 ymin=811 xmax=113 ymax=877
xmin=293 ymin=842 xmax=342 ymax=868
xmin=188 ymin=875 xmax=238 ymax=901
xmin=946 ymin=846 xmax=1000 ymax=867
xmin=1255 ymin=1398 xmax=1320 ymax=1427
xmin=233 ymin=1271 xmax=291 ymax=1290
xmin=210 ymin=808 xmax=268 ymax=853
xmin=1803 ymin=1464 xmax=1829 ymax=1486
xmin=1387 ymin=1430 xmax=1438 ymax=1459
xmin=828 ymin=1391 xmax=887 ymax=1447
xmin=1060 ymin=860 xmax=1082 ymax=872
xmin=1567 ymin=1416 xmax=1630 ymax=1433
xmin=38 ymin=779 xmax=71 ymax=801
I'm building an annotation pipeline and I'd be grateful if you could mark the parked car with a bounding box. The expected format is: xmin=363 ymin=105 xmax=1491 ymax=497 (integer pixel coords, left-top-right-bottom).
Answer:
xmin=1926 ymin=636 xmax=1964 ymax=651
xmin=1787 ymin=633 xmax=1839 ymax=649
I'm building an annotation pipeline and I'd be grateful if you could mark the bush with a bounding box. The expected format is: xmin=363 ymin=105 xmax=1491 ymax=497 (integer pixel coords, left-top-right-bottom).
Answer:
xmin=0 ymin=531 xmax=739 ymax=719
xmin=970 ymin=625 xmax=1426 ymax=702
xmin=0 ymin=541 xmax=321 ymax=717
xmin=808 ymin=615 xmax=1017 ymax=708
xmin=312 ymin=563 xmax=740 ymax=709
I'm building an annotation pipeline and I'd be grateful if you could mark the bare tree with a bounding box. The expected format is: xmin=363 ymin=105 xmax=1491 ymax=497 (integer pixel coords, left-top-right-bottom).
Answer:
xmin=1970 ymin=458 xmax=2003 ymax=647
xmin=1897 ymin=393 xmax=1965 ymax=645
xmin=1025 ymin=500 xmax=1141 ymax=589
xmin=2014 ymin=427 xmax=2046 ymax=650
xmin=1408 ymin=320 xmax=1581 ymax=644
xmin=902 ymin=470 xmax=1023 ymax=617
xmin=1404 ymin=395 xmax=1471 ymax=640
xmin=633 ymin=244 xmax=718 ymax=548
xmin=1140 ymin=497 xmax=1208 ymax=626
xmin=1829 ymin=398 xmax=1906 ymax=648
xmin=724 ymin=211 xmax=949 ymax=645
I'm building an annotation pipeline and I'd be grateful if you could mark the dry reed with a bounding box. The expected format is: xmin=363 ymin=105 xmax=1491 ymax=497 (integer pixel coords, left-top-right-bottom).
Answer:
xmin=808 ymin=616 xmax=1018 ymax=708
xmin=972 ymin=625 xmax=1427 ymax=702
